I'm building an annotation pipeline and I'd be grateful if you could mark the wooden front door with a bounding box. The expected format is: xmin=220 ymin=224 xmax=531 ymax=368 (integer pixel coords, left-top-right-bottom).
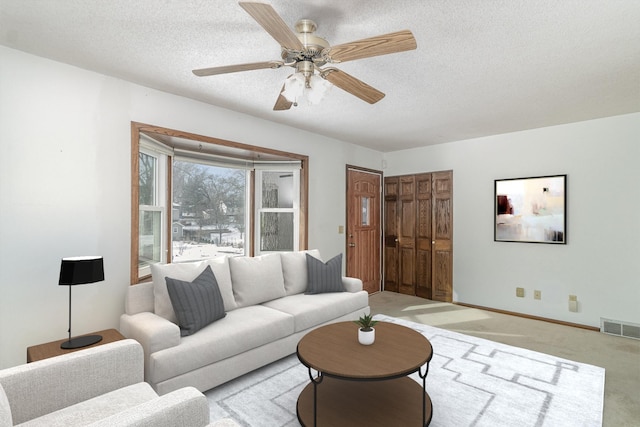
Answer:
xmin=383 ymin=170 xmax=453 ymax=302
xmin=346 ymin=167 xmax=382 ymax=294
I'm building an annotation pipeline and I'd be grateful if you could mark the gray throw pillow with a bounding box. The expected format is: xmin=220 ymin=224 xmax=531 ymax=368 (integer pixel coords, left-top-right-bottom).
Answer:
xmin=305 ymin=253 xmax=345 ymax=294
xmin=165 ymin=265 xmax=226 ymax=336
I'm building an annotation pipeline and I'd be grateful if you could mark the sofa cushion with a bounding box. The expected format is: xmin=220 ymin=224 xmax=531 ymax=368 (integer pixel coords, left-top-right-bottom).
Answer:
xmin=148 ymin=305 xmax=294 ymax=384
xmin=228 ymin=253 xmax=286 ymax=307
xmin=17 ymin=382 xmax=157 ymax=427
xmin=280 ymin=249 xmax=321 ymax=295
xmin=262 ymin=291 xmax=369 ymax=332
xmin=305 ymin=253 xmax=344 ymax=294
xmin=152 ymin=257 xmax=236 ymax=324
xmin=166 ymin=265 xmax=226 ymax=337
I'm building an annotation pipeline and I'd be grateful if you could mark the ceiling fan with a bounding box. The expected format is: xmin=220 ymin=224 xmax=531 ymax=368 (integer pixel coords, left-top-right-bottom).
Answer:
xmin=192 ymin=1 xmax=417 ymax=110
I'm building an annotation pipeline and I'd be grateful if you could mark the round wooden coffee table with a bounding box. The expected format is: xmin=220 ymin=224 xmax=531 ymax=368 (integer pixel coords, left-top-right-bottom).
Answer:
xmin=296 ymin=321 xmax=433 ymax=426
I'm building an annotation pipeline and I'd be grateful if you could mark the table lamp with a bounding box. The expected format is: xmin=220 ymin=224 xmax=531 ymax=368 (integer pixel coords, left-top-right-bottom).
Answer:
xmin=58 ymin=256 xmax=105 ymax=349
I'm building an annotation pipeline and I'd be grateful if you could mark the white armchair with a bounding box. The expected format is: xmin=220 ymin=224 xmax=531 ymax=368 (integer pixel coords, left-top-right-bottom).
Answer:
xmin=0 ymin=339 xmax=215 ymax=427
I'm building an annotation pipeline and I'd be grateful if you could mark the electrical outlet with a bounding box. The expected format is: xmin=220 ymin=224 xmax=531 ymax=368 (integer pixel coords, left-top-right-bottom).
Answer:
xmin=516 ymin=287 xmax=525 ymax=298
xmin=534 ymin=290 xmax=542 ymax=300
xmin=568 ymin=294 xmax=578 ymax=312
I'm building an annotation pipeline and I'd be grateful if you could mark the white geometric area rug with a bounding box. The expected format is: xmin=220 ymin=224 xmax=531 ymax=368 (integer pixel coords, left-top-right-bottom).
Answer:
xmin=206 ymin=314 xmax=605 ymax=427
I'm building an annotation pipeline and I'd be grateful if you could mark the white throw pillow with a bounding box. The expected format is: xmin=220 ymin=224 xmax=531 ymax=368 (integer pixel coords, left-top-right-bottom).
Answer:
xmin=280 ymin=249 xmax=321 ymax=295
xmin=204 ymin=257 xmax=238 ymax=312
xmin=229 ymin=253 xmax=286 ymax=307
xmin=152 ymin=261 xmax=207 ymax=323
xmin=152 ymin=256 xmax=237 ymax=323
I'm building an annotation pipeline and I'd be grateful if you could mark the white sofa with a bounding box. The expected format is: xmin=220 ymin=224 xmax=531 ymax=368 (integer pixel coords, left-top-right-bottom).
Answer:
xmin=0 ymin=339 xmax=219 ymax=427
xmin=120 ymin=250 xmax=370 ymax=395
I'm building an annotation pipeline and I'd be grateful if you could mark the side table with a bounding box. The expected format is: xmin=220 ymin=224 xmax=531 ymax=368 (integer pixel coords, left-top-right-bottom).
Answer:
xmin=27 ymin=329 xmax=125 ymax=363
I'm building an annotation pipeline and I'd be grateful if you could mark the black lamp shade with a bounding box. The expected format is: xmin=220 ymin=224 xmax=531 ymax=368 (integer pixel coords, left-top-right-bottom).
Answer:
xmin=59 ymin=256 xmax=104 ymax=286
xmin=58 ymin=256 xmax=105 ymax=349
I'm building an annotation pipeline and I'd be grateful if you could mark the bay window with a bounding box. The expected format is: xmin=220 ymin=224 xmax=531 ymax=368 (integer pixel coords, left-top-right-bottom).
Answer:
xmin=131 ymin=122 xmax=308 ymax=283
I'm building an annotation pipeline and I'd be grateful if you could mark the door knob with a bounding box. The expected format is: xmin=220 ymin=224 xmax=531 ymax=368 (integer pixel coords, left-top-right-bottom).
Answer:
xmin=349 ymin=243 xmax=356 ymax=247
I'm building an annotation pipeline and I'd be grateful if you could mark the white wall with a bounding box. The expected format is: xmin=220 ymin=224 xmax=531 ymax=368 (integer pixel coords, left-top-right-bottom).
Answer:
xmin=0 ymin=47 xmax=383 ymax=368
xmin=384 ymin=113 xmax=640 ymax=328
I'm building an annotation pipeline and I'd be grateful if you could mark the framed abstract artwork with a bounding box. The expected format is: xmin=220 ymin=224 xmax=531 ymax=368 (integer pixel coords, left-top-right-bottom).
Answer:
xmin=495 ymin=174 xmax=567 ymax=244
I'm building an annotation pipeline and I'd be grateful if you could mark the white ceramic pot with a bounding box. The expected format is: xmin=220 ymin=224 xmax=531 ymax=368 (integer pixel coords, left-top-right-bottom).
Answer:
xmin=358 ymin=327 xmax=375 ymax=345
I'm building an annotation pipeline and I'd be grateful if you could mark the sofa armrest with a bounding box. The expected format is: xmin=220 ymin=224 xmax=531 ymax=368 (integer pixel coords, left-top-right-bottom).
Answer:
xmin=0 ymin=340 xmax=143 ymax=425
xmin=342 ymin=276 xmax=363 ymax=293
xmin=88 ymin=387 xmax=209 ymax=427
xmin=119 ymin=312 xmax=180 ymax=379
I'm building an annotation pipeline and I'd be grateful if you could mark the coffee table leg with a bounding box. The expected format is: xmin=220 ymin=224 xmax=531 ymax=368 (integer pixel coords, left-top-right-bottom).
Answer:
xmin=419 ymin=362 xmax=431 ymax=426
xmin=307 ymin=368 xmax=324 ymax=427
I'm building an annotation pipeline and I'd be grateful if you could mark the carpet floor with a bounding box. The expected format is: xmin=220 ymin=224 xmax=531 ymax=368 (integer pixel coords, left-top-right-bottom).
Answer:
xmin=206 ymin=315 xmax=605 ymax=426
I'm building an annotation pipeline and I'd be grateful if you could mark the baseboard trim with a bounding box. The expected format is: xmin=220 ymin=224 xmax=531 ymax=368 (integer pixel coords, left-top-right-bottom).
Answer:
xmin=453 ymin=302 xmax=600 ymax=332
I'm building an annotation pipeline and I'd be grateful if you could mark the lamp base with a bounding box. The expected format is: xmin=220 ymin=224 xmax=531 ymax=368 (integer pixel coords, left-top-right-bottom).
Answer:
xmin=60 ymin=334 xmax=103 ymax=349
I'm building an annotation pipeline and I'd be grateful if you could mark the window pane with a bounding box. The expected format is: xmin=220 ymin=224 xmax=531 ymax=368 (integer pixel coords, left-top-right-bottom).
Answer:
xmin=362 ymin=196 xmax=370 ymax=226
xmin=139 ymin=152 xmax=156 ymax=205
xmin=139 ymin=210 xmax=162 ymax=269
xmin=172 ymin=161 xmax=246 ymax=261
xmin=261 ymin=171 xmax=293 ymax=208
xmin=260 ymin=212 xmax=294 ymax=251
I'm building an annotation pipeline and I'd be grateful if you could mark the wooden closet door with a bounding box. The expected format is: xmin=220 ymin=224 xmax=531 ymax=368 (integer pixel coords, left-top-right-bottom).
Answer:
xmin=383 ymin=177 xmax=399 ymax=292
xmin=383 ymin=170 xmax=453 ymax=302
xmin=398 ymin=176 xmax=416 ymax=295
xmin=415 ymin=173 xmax=432 ymax=299
xmin=431 ymin=171 xmax=453 ymax=301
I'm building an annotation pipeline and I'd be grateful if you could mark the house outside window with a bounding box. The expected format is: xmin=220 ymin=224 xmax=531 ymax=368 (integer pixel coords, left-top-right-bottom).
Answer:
xmin=172 ymin=159 xmax=248 ymax=262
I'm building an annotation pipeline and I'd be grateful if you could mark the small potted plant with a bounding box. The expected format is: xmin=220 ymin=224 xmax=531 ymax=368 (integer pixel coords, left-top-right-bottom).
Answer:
xmin=354 ymin=313 xmax=378 ymax=345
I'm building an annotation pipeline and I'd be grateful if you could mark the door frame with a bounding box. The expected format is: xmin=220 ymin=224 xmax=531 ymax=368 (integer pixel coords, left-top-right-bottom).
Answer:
xmin=345 ymin=165 xmax=383 ymax=293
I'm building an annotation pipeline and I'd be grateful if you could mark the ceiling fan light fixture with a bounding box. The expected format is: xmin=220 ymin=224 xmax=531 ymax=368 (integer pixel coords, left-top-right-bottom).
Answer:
xmin=282 ymin=73 xmax=305 ymax=102
xmin=282 ymin=72 xmax=332 ymax=105
xmin=306 ymin=74 xmax=332 ymax=105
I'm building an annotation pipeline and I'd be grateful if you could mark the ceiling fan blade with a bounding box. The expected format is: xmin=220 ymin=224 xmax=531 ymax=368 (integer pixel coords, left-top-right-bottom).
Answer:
xmin=323 ymin=30 xmax=417 ymax=63
xmin=322 ymin=69 xmax=385 ymax=104
xmin=193 ymin=61 xmax=283 ymax=77
xmin=273 ymin=82 xmax=293 ymax=110
xmin=239 ymin=1 xmax=304 ymax=51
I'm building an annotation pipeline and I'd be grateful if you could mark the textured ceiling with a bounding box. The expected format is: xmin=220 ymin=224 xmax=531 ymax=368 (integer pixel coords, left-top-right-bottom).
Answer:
xmin=1 ymin=0 xmax=639 ymax=152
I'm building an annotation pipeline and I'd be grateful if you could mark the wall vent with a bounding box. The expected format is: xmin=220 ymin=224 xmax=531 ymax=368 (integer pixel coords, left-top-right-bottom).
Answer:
xmin=600 ymin=318 xmax=640 ymax=340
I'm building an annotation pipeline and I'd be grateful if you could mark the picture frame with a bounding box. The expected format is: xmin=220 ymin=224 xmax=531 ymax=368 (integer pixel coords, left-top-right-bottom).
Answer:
xmin=494 ymin=174 xmax=567 ymax=244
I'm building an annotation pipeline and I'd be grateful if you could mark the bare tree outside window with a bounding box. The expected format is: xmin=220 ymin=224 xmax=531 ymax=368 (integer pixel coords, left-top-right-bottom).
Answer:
xmin=138 ymin=152 xmax=156 ymax=205
xmin=172 ymin=161 xmax=246 ymax=262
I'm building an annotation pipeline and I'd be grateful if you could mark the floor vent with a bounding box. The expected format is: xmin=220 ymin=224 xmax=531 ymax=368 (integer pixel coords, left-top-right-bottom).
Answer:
xmin=601 ymin=318 xmax=640 ymax=340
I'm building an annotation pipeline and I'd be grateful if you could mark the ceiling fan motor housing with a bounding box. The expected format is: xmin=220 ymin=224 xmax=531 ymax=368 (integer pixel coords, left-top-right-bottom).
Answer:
xmin=281 ymin=19 xmax=329 ymax=66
